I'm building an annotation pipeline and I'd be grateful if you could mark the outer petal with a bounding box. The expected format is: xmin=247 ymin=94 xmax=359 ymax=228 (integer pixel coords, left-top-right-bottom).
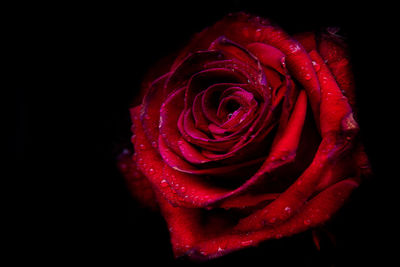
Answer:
xmin=318 ymin=32 xmax=357 ymax=110
xmin=158 ymin=178 xmax=359 ymax=260
xmin=130 ymin=106 xmax=194 ymax=207
xmin=117 ymin=148 xmax=158 ymax=210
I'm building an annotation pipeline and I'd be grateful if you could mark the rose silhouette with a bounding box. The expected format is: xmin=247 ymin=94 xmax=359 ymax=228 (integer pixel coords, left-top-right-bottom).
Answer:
xmin=118 ymin=12 xmax=371 ymax=260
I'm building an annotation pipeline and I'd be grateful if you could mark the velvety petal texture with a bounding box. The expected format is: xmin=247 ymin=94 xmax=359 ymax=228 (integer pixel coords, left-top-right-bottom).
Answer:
xmin=118 ymin=12 xmax=371 ymax=261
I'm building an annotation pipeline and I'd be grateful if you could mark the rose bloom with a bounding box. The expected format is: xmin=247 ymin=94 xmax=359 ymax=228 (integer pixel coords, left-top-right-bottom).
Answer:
xmin=118 ymin=13 xmax=371 ymax=260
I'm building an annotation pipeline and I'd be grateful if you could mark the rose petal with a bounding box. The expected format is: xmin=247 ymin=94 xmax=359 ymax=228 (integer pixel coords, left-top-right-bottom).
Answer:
xmin=117 ymin=148 xmax=158 ymax=210
xmin=130 ymin=106 xmax=194 ymax=207
xmin=318 ymin=32 xmax=356 ymax=110
xmin=247 ymin=42 xmax=286 ymax=74
xmin=293 ymin=32 xmax=317 ymax=52
xmin=140 ymin=73 xmax=170 ymax=145
xmin=309 ymin=50 xmax=357 ymax=137
xmin=183 ymin=178 xmax=359 ymax=260
xmin=257 ymin=26 xmax=321 ymax=128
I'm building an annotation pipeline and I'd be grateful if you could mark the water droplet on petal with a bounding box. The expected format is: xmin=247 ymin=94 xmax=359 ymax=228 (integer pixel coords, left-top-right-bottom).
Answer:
xmin=281 ymin=59 xmax=286 ymax=68
xmin=305 ymin=73 xmax=312 ymax=80
xmin=199 ymin=249 xmax=208 ymax=256
xmin=284 ymin=206 xmax=292 ymax=214
xmin=160 ymin=179 xmax=168 ymax=187
xmin=241 ymin=240 xmax=254 ymax=246
xmin=151 ymin=141 xmax=158 ymax=148
xmin=255 ymin=28 xmax=262 ymax=39
xmin=312 ymin=61 xmax=320 ymax=72
xmin=139 ymin=143 xmax=146 ymax=150
xmin=158 ymin=117 xmax=163 ymax=128
xmin=304 ymin=219 xmax=312 ymax=225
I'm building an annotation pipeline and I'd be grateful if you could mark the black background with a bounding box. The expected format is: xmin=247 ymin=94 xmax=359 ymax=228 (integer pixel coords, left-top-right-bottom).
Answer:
xmin=12 ymin=1 xmax=396 ymax=266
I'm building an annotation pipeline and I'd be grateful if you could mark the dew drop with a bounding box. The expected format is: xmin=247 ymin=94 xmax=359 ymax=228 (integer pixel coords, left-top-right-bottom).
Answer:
xmin=180 ymin=186 xmax=186 ymax=192
xmin=199 ymin=249 xmax=208 ymax=256
xmin=304 ymin=219 xmax=312 ymax=225
xmin=139 ymin=143 xmax=146 ymax=150
xmin=289 ymin=43 xmax=301 ymax=53
xmin=151 ymin=141 xmax=158 ymax=148
xmin=255 ymin=28 xmax=262 ymax=39
xmin=149 ymin=168 xmax=155 ymax=174
xmin=158 ymin=117 xmax=163 ymax=128
xmin=284 ymin=206 xmax=292 ymax=214
xmin=241 ymin=240 xmax=254 ymax=246
xmin=312 ymin=61 xmax=320 ymax=72
xmin=305 ymin=73 xmax=312 ymax=80
xmin=160 ymin=179 xmax=168 ymax=187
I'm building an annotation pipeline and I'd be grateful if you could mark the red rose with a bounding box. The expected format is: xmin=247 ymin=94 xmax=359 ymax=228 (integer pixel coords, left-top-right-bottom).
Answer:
xmin=118 ymin=13 xmax=371 ymax=260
